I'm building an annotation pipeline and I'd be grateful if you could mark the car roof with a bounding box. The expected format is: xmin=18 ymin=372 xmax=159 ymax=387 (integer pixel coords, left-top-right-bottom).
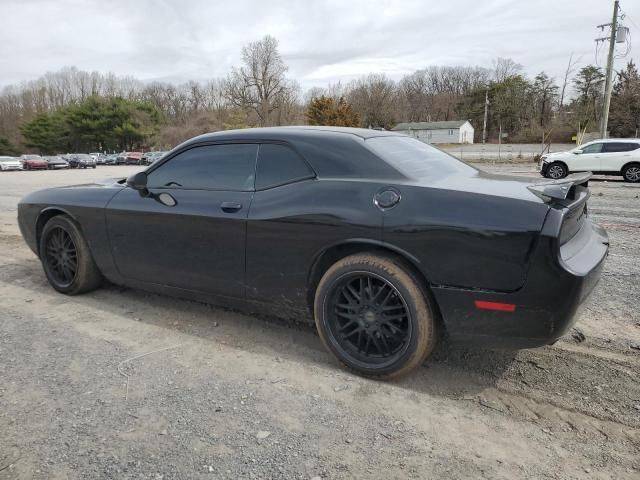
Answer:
xmin=187 ymin=126 xmax=402 ymax=144
xmin=584 ymin=138 xmax=640 ymax=144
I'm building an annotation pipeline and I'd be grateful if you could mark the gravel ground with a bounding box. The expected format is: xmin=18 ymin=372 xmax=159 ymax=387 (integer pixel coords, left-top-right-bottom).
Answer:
xmin=0 ymin=165 xmax=639 ymax=480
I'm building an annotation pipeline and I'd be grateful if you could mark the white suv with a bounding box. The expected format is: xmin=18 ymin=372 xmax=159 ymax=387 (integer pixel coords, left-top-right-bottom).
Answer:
xmin=540 ymin=139 xmax=640 ymax=183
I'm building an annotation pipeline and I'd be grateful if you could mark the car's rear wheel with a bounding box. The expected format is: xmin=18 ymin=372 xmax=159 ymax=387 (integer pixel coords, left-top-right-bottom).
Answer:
xmin=545 ymin=162 xmax=567 ymax=179
xmin=622 ymin=163 xmax=640 ymax=183
xmin=314 ymin=254 xmax=436 ymax=379
xmin=40 ymin=215 xmax=102 ymax=295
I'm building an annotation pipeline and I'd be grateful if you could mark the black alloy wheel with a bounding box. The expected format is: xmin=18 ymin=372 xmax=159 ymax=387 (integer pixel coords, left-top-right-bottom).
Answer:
xmin=43 ymin=226 xmax=78 ymax=287
xmin=314 ymin=254 xmax=436 ymax=379
xmin=327 ymin=272 xmax=412 ymax=366
xmin=39 ymin=215 xmax=103 ymax=294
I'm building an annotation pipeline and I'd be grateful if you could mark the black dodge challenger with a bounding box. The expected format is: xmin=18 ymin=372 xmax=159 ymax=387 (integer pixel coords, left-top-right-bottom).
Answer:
xmin=18 ymin=127 xmax=609 ymax=378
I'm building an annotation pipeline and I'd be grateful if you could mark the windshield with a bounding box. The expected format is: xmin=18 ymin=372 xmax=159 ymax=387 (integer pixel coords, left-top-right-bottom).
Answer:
xmin=365 ymin=136 xmax=475 ymax=179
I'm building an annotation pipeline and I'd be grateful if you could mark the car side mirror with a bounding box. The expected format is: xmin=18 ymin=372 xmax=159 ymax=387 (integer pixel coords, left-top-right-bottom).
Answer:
xmin=126 ymin=171 xmax=149 ymax=196
xmin=573 ymin=149 xmax=583 ymax=155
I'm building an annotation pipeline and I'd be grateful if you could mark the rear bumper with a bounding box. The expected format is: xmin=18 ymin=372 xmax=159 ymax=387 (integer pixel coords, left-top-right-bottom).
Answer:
xmin=432 ymin=218 xmax=608 ymax=348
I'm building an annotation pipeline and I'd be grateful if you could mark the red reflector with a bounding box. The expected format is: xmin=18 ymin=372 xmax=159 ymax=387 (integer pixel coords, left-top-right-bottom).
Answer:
xmin=474 ymin=300 xmax=516 ymax=312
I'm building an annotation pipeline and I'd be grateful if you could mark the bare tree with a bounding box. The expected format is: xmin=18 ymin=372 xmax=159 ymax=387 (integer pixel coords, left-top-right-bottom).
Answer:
xmin=347 ymin=74 xmax=397 ymax=129
xmin=559 ymin=53 xmax=580 ymax=110
xmin=493 ymin=57 xmax=523 ymax=82
xmin=224 ymin=35 xmax=295 ymax=126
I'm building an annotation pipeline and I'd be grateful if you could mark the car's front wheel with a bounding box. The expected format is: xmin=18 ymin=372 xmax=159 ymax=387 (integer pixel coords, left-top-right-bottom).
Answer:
xmin=39 ymin=215 xmax=103 ymax=295
xmin=622 ymin=163 xmax=640 ymax=183
xmin=545 ymin=162 xmax=567 ymax=179
xmin=314 ymin=253 xmax=437 ymax=379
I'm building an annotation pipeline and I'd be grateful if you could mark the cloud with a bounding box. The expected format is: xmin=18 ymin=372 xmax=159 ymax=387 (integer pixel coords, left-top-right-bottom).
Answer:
xmin=1 ymin=0 xmax=637 ymax=90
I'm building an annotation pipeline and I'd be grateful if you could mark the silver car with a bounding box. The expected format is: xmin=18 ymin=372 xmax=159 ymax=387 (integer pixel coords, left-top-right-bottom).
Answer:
xmin=0 ymin=156 xmax=23 ymax=171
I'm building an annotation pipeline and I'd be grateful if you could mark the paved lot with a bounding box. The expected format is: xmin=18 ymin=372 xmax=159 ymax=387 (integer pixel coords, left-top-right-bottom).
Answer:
xmin=0 ymin=166 xmax=639 ymax=479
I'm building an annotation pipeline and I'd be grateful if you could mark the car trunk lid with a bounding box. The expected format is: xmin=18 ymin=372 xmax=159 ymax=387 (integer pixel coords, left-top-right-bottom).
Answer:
xmin=527 ymin=173 xmax=591 ymax=244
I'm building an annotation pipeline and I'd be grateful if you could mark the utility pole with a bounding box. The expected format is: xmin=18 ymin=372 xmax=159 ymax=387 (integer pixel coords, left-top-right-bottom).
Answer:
xmin=598 ymin=0 xmax=620 ymax=138
xmin=482 ymin=87 xmax=489 ymax=144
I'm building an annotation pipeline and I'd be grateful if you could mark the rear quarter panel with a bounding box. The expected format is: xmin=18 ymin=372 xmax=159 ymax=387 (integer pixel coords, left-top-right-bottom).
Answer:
xmin=382 ymin=185 xmax=548 ymax=292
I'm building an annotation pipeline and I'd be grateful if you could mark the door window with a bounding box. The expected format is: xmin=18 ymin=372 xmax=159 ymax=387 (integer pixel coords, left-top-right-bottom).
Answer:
xmin=580 ymin=143 xmax=603 ymax=154
xmin=602 ymin=142 xmax=637 ymax=153
xmin=255 ymin=144 xmax=314 ymax=190
xmin=147 ymin=144 xmax=258 ymax=191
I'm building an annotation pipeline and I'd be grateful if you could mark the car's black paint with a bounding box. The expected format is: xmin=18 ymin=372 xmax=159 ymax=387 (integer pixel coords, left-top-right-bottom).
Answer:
xmin=18 ymin=127 xmax=608 ymax=348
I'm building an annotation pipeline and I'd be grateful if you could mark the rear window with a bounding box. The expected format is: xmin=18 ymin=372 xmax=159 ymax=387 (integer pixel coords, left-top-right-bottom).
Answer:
xmin=365 ymin=136 xmax=475 ymax=179
xmin=255 ymin=144 xmax=314 ymax=189
xmin=603 ymin=142 xmax=640 ymax=153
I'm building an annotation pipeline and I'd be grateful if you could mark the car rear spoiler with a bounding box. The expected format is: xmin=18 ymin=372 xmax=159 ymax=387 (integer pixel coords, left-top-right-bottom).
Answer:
xmin=527 ymin=172 xmax=591 ymax=203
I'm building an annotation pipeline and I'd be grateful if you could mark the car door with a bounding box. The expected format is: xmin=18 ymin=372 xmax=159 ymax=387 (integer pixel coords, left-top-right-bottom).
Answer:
xmin=601 ymin=142 xmax=638 ymax=172
xmin=106 ymin=143 xmax=258 ymax=298
xmin=245 ymin=143 xmax=383 ymax=311
xmin=573 ymin=142 xmax=603 ymax=172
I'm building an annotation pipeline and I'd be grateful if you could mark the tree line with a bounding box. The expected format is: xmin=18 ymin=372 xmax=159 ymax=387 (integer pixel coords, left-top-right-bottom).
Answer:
xmin=0 ymin=35 xmax=638 ymax=155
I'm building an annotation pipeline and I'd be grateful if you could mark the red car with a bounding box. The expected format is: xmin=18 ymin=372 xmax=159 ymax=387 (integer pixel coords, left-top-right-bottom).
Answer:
xmin=20 ymin=155 xmax=49 ymax=170
xmin=125 ymin=152 xmax=144 ymax=165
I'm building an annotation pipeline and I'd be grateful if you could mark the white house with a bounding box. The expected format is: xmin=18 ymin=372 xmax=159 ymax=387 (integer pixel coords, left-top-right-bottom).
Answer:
xmin=392 ymin=120 xmax=475 ymax=144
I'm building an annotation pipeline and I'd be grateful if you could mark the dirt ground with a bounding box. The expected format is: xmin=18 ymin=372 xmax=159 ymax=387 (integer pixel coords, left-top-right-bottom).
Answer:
xmin=0 ymin=164 xmax=639 ymax=480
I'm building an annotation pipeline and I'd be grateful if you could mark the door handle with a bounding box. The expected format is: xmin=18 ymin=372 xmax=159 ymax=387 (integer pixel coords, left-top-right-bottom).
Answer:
xmin=220 ymin=201 xmax=242 ymax=212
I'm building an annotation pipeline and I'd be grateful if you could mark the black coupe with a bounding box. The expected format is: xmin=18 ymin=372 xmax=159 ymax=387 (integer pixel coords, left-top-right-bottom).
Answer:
xmin=18 ymin=127 xmax=609 ymax=378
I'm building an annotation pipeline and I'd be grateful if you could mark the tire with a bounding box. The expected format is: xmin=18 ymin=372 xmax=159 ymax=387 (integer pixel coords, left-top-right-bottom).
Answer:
xmin=622 ymin=163 xmax=640 ymax=183
xmin=39 ymin=215 xmax=103 ymax=295
xmin=545 ymin=162 xmax=567 ymax=179
xmin=92 ymin=165 xmax=96 ymax=169
xmin=314 ymin=253 xmax=436 ymax=379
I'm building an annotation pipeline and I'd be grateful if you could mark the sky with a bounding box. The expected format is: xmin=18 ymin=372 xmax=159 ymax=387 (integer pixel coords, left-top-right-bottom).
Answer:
xmin=1 ymin=0 xmax=638 ymax=92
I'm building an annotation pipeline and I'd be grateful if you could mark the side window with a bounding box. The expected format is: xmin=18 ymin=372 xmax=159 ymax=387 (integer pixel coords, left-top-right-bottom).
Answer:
xmin=255 ymin=144 xmax=314 ymax=190
xmin=147 ymin=144 xmax=258 ymax=191
xmin=581 ymin=143 xmax=603 ymax=154
xmin=603 ymin=142 xmax=634 ymax=153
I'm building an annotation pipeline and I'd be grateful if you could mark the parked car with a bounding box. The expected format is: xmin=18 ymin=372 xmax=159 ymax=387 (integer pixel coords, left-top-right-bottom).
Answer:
xmin=67 ymin=154 xmax=97 ymax=169
xmin=140 ymin=151 xmax=166 ymax=165
xmin=17 ymin=127 xmax=608 ymax=379
xmin=43 ymin=156 xmax=70 ymax=170
xmin=104 ymin=154 xmax=118 ymax=165
xmin=0 ymin=156 xmax=23 ymax=171
xmin=20 ymin=154 xmax=49 ymax=170
xmin=90 ymin=153 xmax=107 ymax=165
xmin=540 ymin=138 xmax=640 ymax=182
xmin=124 ymin=152 xmax=144 ymax=165
xmin=115 ymin=152 xmax=128 ymax=165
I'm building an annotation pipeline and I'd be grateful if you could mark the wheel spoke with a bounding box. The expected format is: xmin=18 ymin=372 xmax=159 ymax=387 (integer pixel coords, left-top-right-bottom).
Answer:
xmin=343 ymin=328 xmax=361 ymax=340
xmin=336 ymin=302 xmax=356 ymax=311
xmin=382 ymin=324 xmax=405 ymax=342
xmin=383 ymin=313 xmax=408 ymax=321
xmin=378 ymin=332 xmax=391 ymax=355
xmin=356 ymin=330 xmax=364 ymax=352
xmin=345 ymin=284 xmax=360 ymax=303
xmin=335 ymin=310 xmax=358 ymax=321
xmin=363 ymin=334 xmax=372 ymax=354
xmin=338 ymin=319 xmax=358 ymax=333
xmin=370 ymin=333 xmax=383 ymax=355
